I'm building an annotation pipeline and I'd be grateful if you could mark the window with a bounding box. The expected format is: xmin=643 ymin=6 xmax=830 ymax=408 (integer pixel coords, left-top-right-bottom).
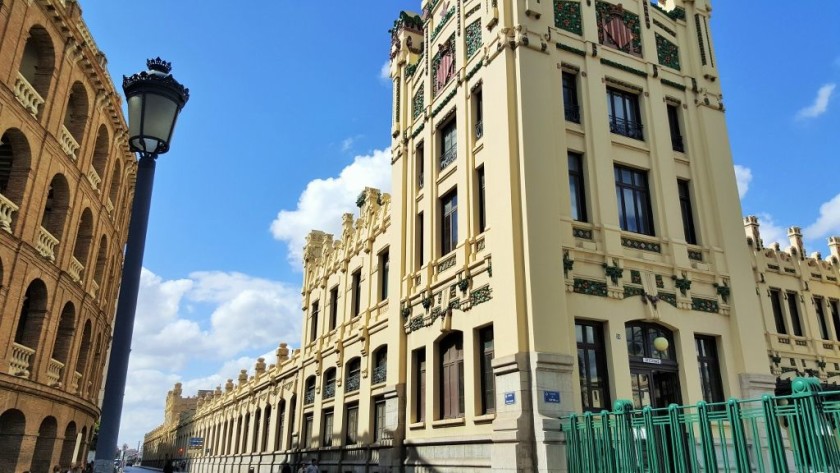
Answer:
xmin=614 ymin=165 xmax=654 ymax=235
xmin=831 ymin=300 xmax=840 ymax=340
xmin=477 ymin=166 xmax=486 ymax=233
xmin=568 ymin=153 xmax=587 ymax=222
xmin=345 ymin=403 xmax=359 ymax=445
xmin=274 ymin=400 xmax=285 ymax=451
xmin=576 ymin=321 xmax=610 ymax=412
xmin=678 ymin=180 xmax=698 ymax=244
xmin=563 ymin=72 xmax=580 ymax=123
xmin=695 ymin=336 xmax=724 ymax=404
xmin=440 ymin=120 xmax=457 ymax=169
xmin=304 ymin=376 xmax=316 ymax=405
xmin=309 ymin=300 xmax=319 ymax=342
xmin=440 ymin=332 xmax=465 ymax=419
xmin=323 ymin=368 xmax=337 ymax=399
xmin=379 ymin=249 xmax=390 ymax=301
xmin=667 ymin=103 xmax=684 ymax=152
xmin=373 ymin=397 xmax=387 ymax=442
xmin=414 ymin=348 xmax=426 ymax=422
xmin=329 ymin=286 xmax=339 ymax=331
xmin=352 ymin=269 xmax=362 ymax=317
xmin=417 ymin=142 xmax=425 ymax=189
xmin=441 ymin=189 xmax=458 ymax=255
xmin=345 ymin=358 xmax=361 ymax=393
xmin=373 ymin=347 xmax=388 ymax=384
xmin=474 ymin=88 xmax=484 ymax=138
xmin=607 ymin=87 xmax=643 ymax=140
xmin=815 ymin=297 xmax=830 ymax=340
xmin=770 ymin=289 xmax=786 ymax=334
xmin=322 ymin=409 xmax=334 ymax=447
xmin=288 ymin=396 xmax=296 ymax=446
xmin=479 ymin=326 xmax=495 ymax=414
xmin=417 ymin=212 xmax=425 ymax=269
xmin=302 ymin=413 xmax=313 ymax=448
xmin=787 ymin=292 xmax=804 ymax=337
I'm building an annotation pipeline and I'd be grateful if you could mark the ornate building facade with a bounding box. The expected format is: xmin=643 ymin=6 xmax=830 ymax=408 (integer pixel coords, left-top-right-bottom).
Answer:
xmin=0 ymin=0 xmax=135 ymax=471
xmin=143 ymin=0 xmax=840 ymax=472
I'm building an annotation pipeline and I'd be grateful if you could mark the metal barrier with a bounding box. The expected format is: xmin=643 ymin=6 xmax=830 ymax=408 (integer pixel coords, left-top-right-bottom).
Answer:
xmin=561 ymin=378 xmax=840 ymax=472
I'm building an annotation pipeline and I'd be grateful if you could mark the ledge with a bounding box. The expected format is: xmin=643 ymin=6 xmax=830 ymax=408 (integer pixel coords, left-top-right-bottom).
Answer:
xmin=431 ymin=417 xmax=466 ymax=428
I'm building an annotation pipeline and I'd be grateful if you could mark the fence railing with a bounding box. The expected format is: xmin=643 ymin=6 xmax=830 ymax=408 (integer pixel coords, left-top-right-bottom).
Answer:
xmin=560 ymin=378 xmax=840 ymax=473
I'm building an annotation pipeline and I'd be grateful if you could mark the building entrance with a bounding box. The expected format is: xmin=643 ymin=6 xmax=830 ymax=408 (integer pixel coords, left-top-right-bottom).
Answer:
xmin=625 ymin=322 xmax=681 ymax=409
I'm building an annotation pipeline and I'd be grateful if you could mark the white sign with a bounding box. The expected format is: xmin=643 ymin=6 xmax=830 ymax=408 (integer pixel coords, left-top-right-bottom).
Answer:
xmin=642 ymin=357 xmax=662 ymax=365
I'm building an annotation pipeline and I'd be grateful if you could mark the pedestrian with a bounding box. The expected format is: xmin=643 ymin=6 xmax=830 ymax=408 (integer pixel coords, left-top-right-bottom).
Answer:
xmin=304 ymin=458 xmax=319 ymax=473
xmin=163 ymin=459 xmax=174 ymax=473
xmin=296 ymin=463 xmax=305 ymax=473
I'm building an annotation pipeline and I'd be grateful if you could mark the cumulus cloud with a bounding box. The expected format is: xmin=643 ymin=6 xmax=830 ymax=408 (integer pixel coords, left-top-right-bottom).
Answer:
xmin=796 ymin=83 xmax=836 ymax=120
xmin=733 ymin=165 xmax=752 ymax=199
xmin=119 ymin=269 xmax=301 ymax=448
xmin=754 ymin=213 xmax=789 ymax=249
xmin=380 ymin=61 xmax=391 ymax=81
xmin=269 ymin=149 xmax=392 ymax=268
xmin=805 ymin=193 xmax=840 ymax=239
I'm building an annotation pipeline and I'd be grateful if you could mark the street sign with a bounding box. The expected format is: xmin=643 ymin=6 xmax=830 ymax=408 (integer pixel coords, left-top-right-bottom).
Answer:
xmin=504 ymin=392 xmax=516 ymax=405
xmin=188 ymin=437 xmax=204 ymax=449
xmin=544 ymin=391 xmax=561 ymax=403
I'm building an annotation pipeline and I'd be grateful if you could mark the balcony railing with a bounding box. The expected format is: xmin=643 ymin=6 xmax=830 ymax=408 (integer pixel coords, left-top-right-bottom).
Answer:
xmin=304 ymin=389 xmax=315 ymax=405
xmin=671 ymin=134 xmax=685 ymax=152
xmin=608 ymin=116 xmax=644 ymax=140
xmin=60 ymin=125 xmax=80 ymax=160
xmin=418 ymin=172 xmax=424 ymax=190
xmin=36 ymin=226 xmax=59 ymax=261
xmin=87 ymin=168 xmax=101 ymax=191
xmin=345 ymin=372 xmax=360 ymax=393
xmin=0 ymin=192 xmax=19 ymax=233
xmin=9 ymin=342 xmax=34 ymax=377
xmin=47 ymin=358 xmax=65 ymax=386
xmin=372 ymin=364 xmax=387 ymax=385
xmin=90 ymin=280 xmax=100 ymax=299
xmin=69 ymin=256 xmax=84 ymax=283
xmin=475 ymin=121 xmax=483 ymax=139
xmin=565 ymin=105 xmax=581 ymax=124
xmin=440 ymin=147 xmax=457 ymax=170
xmin=14 ymin=72 xmax=44 ymax=117
xmin=105 ymin=198 xmax=114 ymax=214
xmin=323 ymin=382 xmax=336 ymax=399
xmin=72 ymin=371 xmax=82 ymax=394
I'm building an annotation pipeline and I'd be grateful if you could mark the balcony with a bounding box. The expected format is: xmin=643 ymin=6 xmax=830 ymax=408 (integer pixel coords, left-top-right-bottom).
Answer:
xmin=90 ymin=280 xmax=100 ymax=299
xmin=345 ymin=372 xmax=361 ymax=393
xmin=323 ymin=382 xmax=336 ymax=400
xmin=565 ymin=105 xmax=581 ymax=124
xmin=69 ymin=256 xmax=84 ymax=283
xmin=105 ymin=198 xmax=114 ymax=215
xmin=372 ymin=364 xmax=387 ymax=385
xmin=87 ymin=168 xmax=101 ymax=191
xmin=9 ymin=342 xmax=34 ymax=377
xmin=608 ymin=116 xmax=644 ymax=140
xmin=304 ymin=389 xmax=315 ymax=405
xmin=14 ymin=72 xmax=44 ymax=117
xmin=671 ymin=134 xmax=685 ymax=152
xmin=47 ymin=358 xmax=65 ymax=387
xmin=59 ymin=125 xmax=80 ymax=160
xmin=36 ymin=226 xmax=59 ymax=261
xmin=440 ymin=147 xmax=456 ymax=170
xmin=0 ymin=192 xmax=19 ymax=233
xmin=72 ymin=371 xmax=82 ymax=394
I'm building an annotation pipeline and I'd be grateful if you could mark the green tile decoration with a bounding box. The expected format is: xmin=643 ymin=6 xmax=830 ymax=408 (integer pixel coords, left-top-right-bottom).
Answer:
xmin=554 ymin=0 xmax=583 ymax=35
xmin=655 ymin=33 xmax=680 ymax=70
xmin=466 ymin=20 xmax=482 ymax=58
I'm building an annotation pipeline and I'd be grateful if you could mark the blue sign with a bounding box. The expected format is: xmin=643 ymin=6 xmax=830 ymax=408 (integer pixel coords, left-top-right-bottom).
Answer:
xmin=504 ymin=392 xmax=516 ymax=405
xmin=188 ymin=437 xmax=204 ymax=448
xmin=544 ymin=391 xmax=561 ymax=404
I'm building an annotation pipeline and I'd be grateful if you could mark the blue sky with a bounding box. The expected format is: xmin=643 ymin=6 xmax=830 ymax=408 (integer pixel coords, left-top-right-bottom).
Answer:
xmin=80 ymin=1 xmax=839 ymax=448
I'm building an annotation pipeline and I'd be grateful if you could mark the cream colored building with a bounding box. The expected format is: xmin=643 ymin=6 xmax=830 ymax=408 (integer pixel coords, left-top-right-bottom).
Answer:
xmin=143 ymin=0 xmax=840 ymax=472
xmin=0 ymin=0 xmax=136 ymax=471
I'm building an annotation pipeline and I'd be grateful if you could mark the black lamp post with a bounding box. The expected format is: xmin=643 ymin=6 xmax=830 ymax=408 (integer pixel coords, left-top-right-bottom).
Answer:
xmin=93 ymin=58 xmax=188 ymax=473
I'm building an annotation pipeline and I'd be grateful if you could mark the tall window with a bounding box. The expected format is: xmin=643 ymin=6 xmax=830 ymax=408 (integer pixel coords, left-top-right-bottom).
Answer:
xmin=323 ymin=368 xmax=337 ymax=399
xmin=322 ymin=409 xmax=334 ymax=447
xmin=667 ymin=103 xmax=684 ymax=152
xmin=345 ymin=358 xmax=361 ymax=393
xmin=815 ymin=297 xmax=830 ymax=340
xmin=417 ymin=142 xmax=425 ymax=189
xmin=414 ymin=348 xmax=426 ymax=422
xmin=678 ymin=180 xmax=698 ymax=244
xmin=831 ymin=299 xmax=840 ymax=340
xmin=568 ymin=152 xmax=587 ymax=222
xmin=440 ymin=120 xmax=457 ymax=169
xmin=770 ymin=289 xmax=787 ymax=334
xmin=373 ymin=397 xmax=387 ymax=442
xmin=352 ymin=269 xmax=362 ymax=317
xmin=304 ymin=376 xmax=316 ymax=405
xmin=615 ymin=165 xmax=654 ymax=235
xmin=576 ymin=320 xmax=610 ymax=412
xmin=563 ymin=72 xmax=580 ymax=123
xmin=440 ymin=332 xmax=464 ymax=419
xmin=309 ymin=300 xmax=319 ymax=343
xmin=345 ymin=403 xmax=359 ymax=445
xmin=607 ymin=87 xmax=643 ymax=140
xmin=417 ymin=212 xmax=425 ymax=269
xmin=474 ymin=88 xmax=484 ymax=139
xmin=329 ymin=286 xmax=339 ymax=331
xmin=695 ymin=336 xmax=724 ymax=404
xmin=787 ymin=292 xmax=804 ymax=337
xmin=274 ymin=400 xmax=285 ymax=451
xmin=477 ymin=166 xmax=486 ymax=233
xmin=379 ymin=249 xmax=390 ymax=301
xmin=479 ymin=326 xmax=495 ymax=414
xmin=302 ymin=413 xmax=313 ymax=448
xmin=373 ymin=346 xmax=388 ymax=384
xmin=441 ymin=189 xmax=458 ymax=255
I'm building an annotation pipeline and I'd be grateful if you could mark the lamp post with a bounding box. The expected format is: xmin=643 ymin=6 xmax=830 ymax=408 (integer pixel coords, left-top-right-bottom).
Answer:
xmin=93 ymin=58 xmax=189 ymax=473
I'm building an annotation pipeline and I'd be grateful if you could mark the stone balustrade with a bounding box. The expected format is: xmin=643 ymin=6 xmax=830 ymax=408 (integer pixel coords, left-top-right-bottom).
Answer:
xmin=86 ymin=168 xmax=101 ymax=191
xmin=9 ymin=342 xmax=34 ymax=377
xmin=91 ymin=280 xmax=99 ymax=298
xmin=69 ymin=256 xmax=84 ymax=282
xmin=36 ymin=226 xmax=59 ymax=261
xmin=14 ymin=72 xmax=44 ymax=117
xmin=60 ymin=125 xmax=80 ymax=160
xmin=72 ymin=371 xmax=82 ymax=394
xmin=105 ymin=198 xmax=114 ymax=214
xmin=0 ymin=192 xmax=19 ymax=233
xmin=47 ymin=358 xmax=64 ymax=386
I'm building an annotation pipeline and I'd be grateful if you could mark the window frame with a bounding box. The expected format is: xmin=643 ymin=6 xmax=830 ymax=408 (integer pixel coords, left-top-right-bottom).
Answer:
xmin=329 ymin=286 xmax=339 ymax=331
xmin=351 ymin=268 xmax=362 ymax=318
xmin=576 ymin=320 xmax=611 ymax=412
xmin=606 ymin=87 xmax=643 ymax=140
xmin=695 ymin=335 xmax=725 ymax=404
xmin=440 ymin=119 xmax=458 ymax=170
xmin=345 ymin=402 xmax=359 ymax=445
xmin=439 ymin=332 xmax=465 ymax=419
xmin=830 ymin=299 xmax=840 ymax=341
xmin=562 ymin=71 xmax=581 ymax=123
xmin=770 ymin=289 xmax=787 ymax=334
xmin=474 ymin=87 xmax=484 ymax=139
xmin=440 ymin=189 xmax=458 ymax=256
xmin=787 ymin=291 xmax=804 ymax=337
xmin=677 ymin=179 xmax=698 ymax=245
xmin=416 ymin=141 xmax=425 ymax=190
xmin=479 ymin=325 xmax=495 ymax=415
xmin=379 ymin=249 xmax=390 ymax=301
xmin=477 ymin=166 xmax=486 ymax=233
xmin=322 ymin=408 xmax=334 ymax=447
xmin=815 ymin=296 xmax=830 ymax=341
xmin=667 ymin=103 xmax=684 ymax=152
xmin=373 ymin=397 xmax=387 ymax=442
xmin=414 ymin=348 xmax=426 ymax=422
xmin=568 ymin=152 xmax=587 ymax=222
xmin=614 ymin=165 xmax=655 ymax=236
xmin=309 ymin=300 xmax=320 ymax=343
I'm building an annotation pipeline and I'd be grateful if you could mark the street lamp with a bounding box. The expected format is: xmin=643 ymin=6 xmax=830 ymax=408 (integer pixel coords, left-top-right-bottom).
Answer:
xmin=94 ymin=58 xmax=188 ymax=473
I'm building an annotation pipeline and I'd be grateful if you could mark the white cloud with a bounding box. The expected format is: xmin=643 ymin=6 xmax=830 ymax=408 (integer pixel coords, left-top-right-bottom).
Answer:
xmin=805 ymin=193 xmax=840 ymax=239
xmin=341 ymin=137 xmax=355 ymax=152
xmin=379 ymin=61 xmax=391 ymax=81
xmin=119 ymin=269 xmax=302 ymax=448
xmin=755 ymin=213 xmax=789 ymax=250
xmin=269 ymin=149 xmax=392 ymax=268
xmin=796 ymin=83 xmax=836 ymax=120
xmin=733 ymin=165 xmax=752 ymax=199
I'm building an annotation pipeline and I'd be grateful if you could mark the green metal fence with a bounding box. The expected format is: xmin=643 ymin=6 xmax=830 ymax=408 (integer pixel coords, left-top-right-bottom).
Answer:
xmin=561 ymin=378 xmax=840 ymax=472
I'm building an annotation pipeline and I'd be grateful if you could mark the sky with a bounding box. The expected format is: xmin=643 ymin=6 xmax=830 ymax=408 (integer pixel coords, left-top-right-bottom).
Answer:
xmin=78 ymin=1 xmax=840 ymax=448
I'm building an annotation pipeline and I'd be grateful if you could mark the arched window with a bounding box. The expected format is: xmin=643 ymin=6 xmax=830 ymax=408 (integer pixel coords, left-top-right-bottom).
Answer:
xmin=287 ymin=395 xmax=297 ymax=449
xmin=16 ymin=26 xmax=55 ymax=117
xmin=89 ymin=333 xmax=103 ymax=397
xmin=39 ymin=174 xmax=70 ymax=261
xmin=372 ymin=345 xmax=388 ymax=384
xmin=345 ymin=357 xmax=361 ymax=394
xmin=260 ymin=405 xmax=270 ymax=452
xmin=323 ymin=368 xmax=336 ymax=399
xmin=50 ymin=302 xmax=75 ymax=385
xmin=304 ymin=376 xmax=316 ymax=405
xmin=625 ymin=322 xmax=677 ymax=361
xmin=439 ymin=331 xmax=464 ymax=419
xmin=251 ymin=408 xmax=260 ymax=453
xmin=15 ymin=279 xmax=48 ymax=359
xmin=90 ymin=125 xmax=109 ymax=188
xmin=107 ymin=160 xmax=121 ymax=213
xmin=274 ymin=399 xmax=285 ymax=451
xmin=59 ymin=421 xmax=77 ymax=467
xmin=61 ymin=82 xmax=88 ymax=160
xmin=236 ymin=414 xmax=245 ymax=454
xmin=71 ymin=208 xmax=94 ymax=281
xmin=93 ymin=235 xmax=108 ymax=290
xmin=31 ymin=416 xmax=58 ymax=473
xmin=74 ymin=321 xmax=92 ymax=392
xmin=0 ymin=409 xmax=26 ymax=472
xmin=0 ymin=129 xmax=32 ymax=232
